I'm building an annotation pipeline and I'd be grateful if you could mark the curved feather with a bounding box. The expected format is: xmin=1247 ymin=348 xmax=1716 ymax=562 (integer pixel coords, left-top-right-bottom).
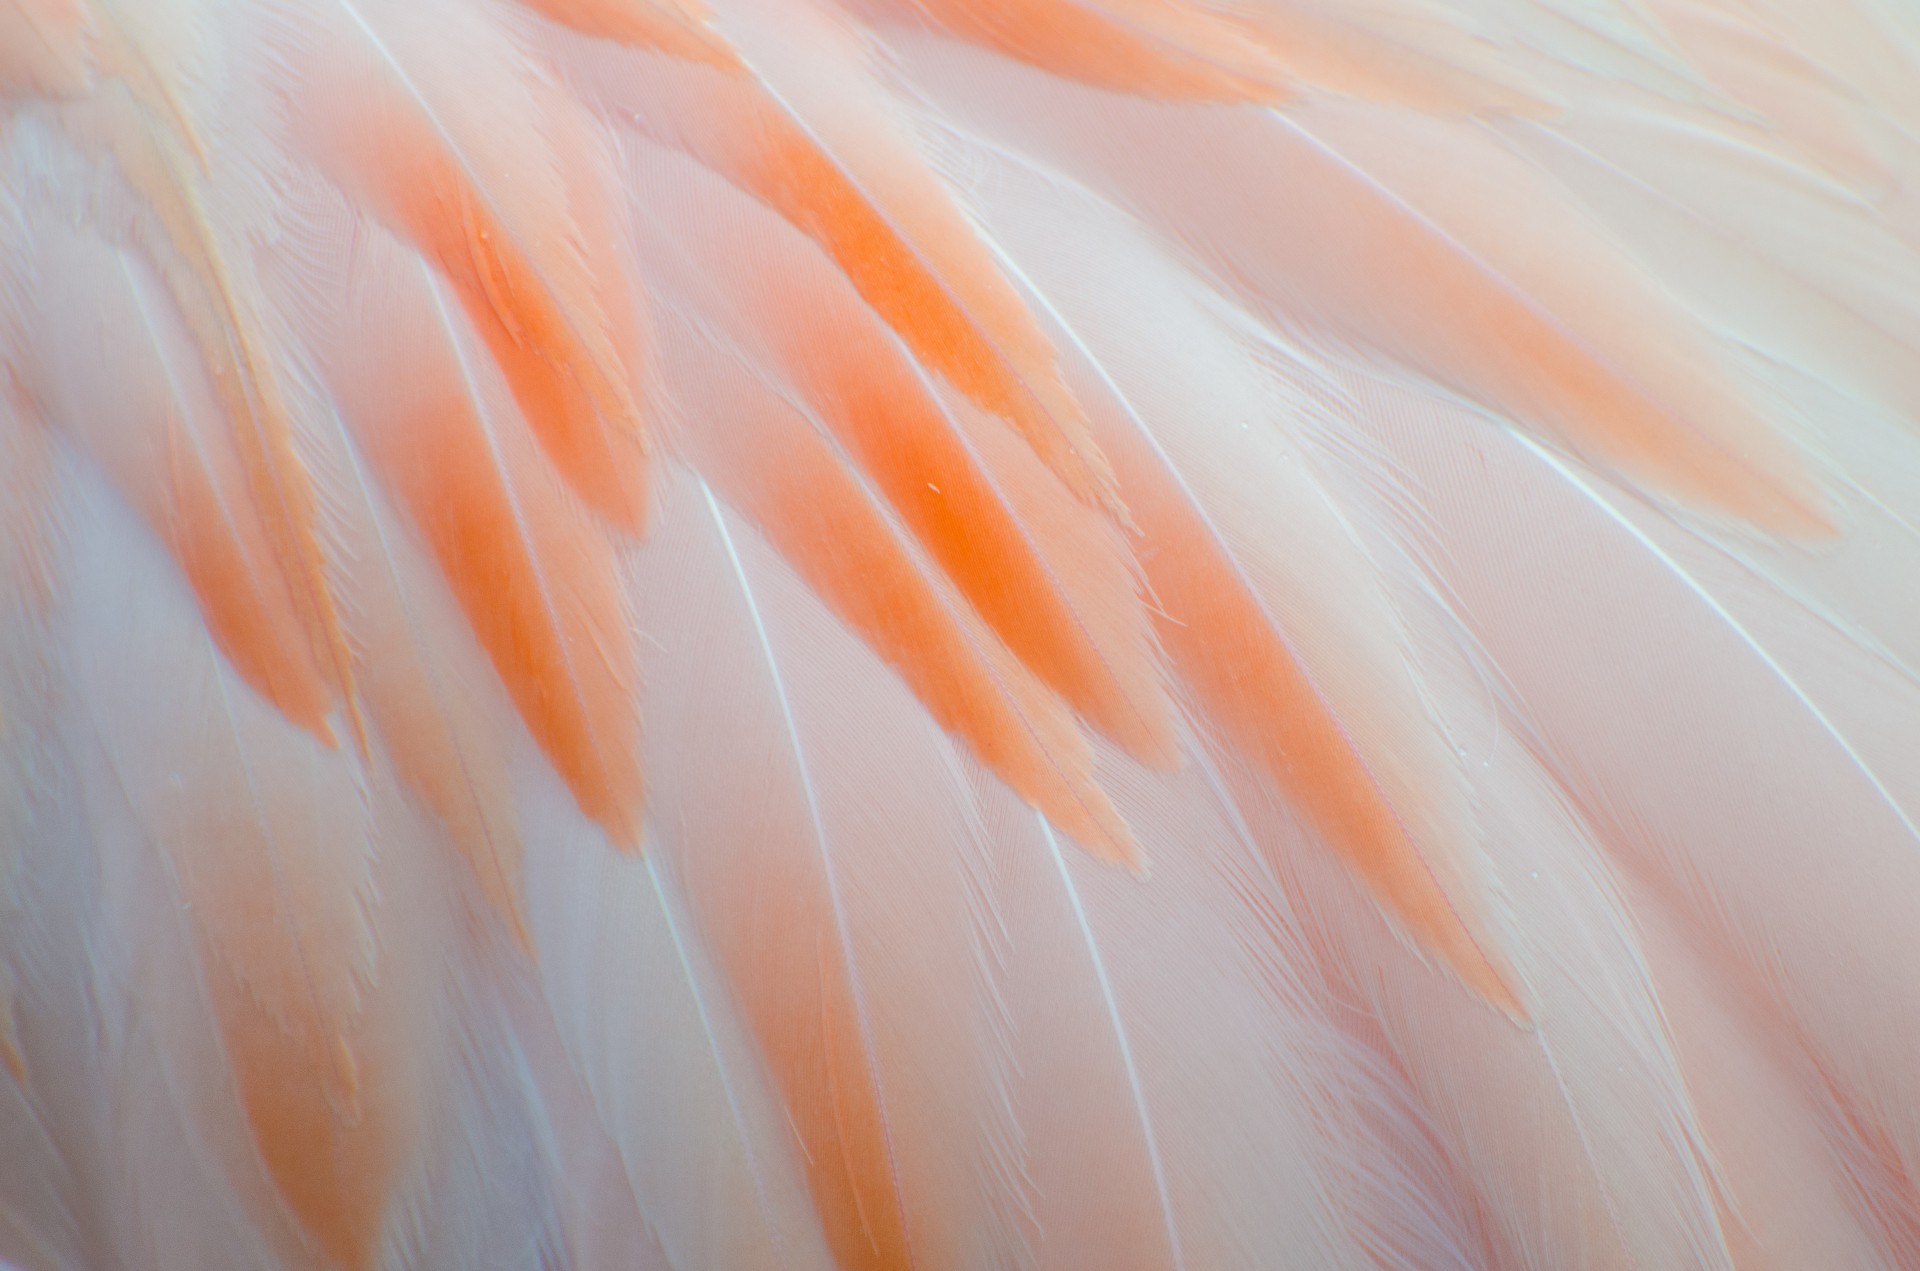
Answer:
xmin=891 ymin=40 xmax=1834 ymax=534
xmin=951 ymin=148 xmax=1521 ymax=1010
xmin=56 ymin=466 xmax=431 ymax=1271
xmin=854 ymin=0 xmax=1295 ymax=101
xmin=33 ymin=76 xmax=362 ymax=747
xmin=551 ymin=0 xmax=1129 ymax=517
xmin=283 ymin=0 xmax=653 ymax=530
xmin=295 ymin=217 xmax=645 ymax=849
xmin=5 ymin=1 xmax=1920 ymax=1268
xmin=627 ymin=138 xmax=1175 ymax=773
xmin=1 ymin=213 xmax=338 ymax=739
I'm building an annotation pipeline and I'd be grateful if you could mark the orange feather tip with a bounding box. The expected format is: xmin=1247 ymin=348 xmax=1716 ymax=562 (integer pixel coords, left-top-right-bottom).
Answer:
xmin=738 ymin=128 xmax=1133 ymax=521
xmin=1046 ymin=792 xmax=1145 ymax=875
xmin=1427 ymin=915 xmax=1531 ymax=1028
xmin=517 ymin=0 xmax=745 ymax=70
xmin=876 ymin=0 xmax=1301 ymax=104
xmin=232 ymin=1035 xmax=390 ymax=1271
xmin=1713 ymin=466 xmax=1838 ymax=540
xmin=288 ymin=11 xmax=655 ymax=533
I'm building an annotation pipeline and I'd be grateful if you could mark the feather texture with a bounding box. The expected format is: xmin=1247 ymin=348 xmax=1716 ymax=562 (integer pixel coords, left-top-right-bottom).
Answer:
xmin=4 ymin=0 xmax=1919 ymax=1267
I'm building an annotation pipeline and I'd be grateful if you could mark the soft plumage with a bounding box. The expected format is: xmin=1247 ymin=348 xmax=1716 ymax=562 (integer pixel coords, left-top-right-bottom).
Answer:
xmin=2 ymin=0 xmax=1919 ymax=1267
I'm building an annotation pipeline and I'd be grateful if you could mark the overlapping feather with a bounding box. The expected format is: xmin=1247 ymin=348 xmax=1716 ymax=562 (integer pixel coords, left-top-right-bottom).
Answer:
xmin=3 ymin=0 xmax=1918 ymax=1267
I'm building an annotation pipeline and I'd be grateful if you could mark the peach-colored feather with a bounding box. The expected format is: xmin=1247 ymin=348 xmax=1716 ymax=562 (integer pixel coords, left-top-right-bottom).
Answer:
xmin=628 ymin=139 xmax=1175 ymax=767
xmin=0 ymin=0 xmax=97 ymax=99
xmin=42 ymin=85 xmax=362 ymax=745
xmin=287 ymin=0 xmax=653 ymax=530
xmin=515 ymin=0 xmax=741 ymax=66
xmin=554 ymin=2 xmax=1130 ymax=516
xmin=312 ymin=232 xmax=644 ymax=849
xmin=56 ymin=482 xmax=420 ymax=1271
xmin=654 ymin=311 xmax=1137 ymax=860
xmin=5 ymin=0 xmax=1920 ymax=1267
xmin=858 ymin=0 xmax=1296 ymax=101
xmin=7 ymin=222 xmax=337 ymax=737
xmin=1218 ymin=0 xmax=1551 ymax=115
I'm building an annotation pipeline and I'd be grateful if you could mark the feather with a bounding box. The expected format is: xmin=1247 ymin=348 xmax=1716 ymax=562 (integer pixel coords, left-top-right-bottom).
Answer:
xmin=281 ymin=0 xmax=653 ymax=530
xmin=24 ymin=78 xmax=363 ymax=748
xmin=1212 ymin=0 xmax=1553 ymax=115
xmin=6 ymin=0 xmax=1920 ymax=1267
xmin=624 ymin=470 xmax=1052 ymax=1271
xmin=1341 ymin=361 xmax=1920 ymax=1266
xmin=852 ymin=0 xmax=1296 ymax=102
xmin=628 ymin=136 xmax=1172 ymax=781
xmin=550 ymin=0 xmax=1129 ymax=517
xmin=890 ymin=40 xmax=1834 ymax=533
xmin=647 ymin=302 xmax=1136 ymax=860
xmin=512 ymin=0 xmax=740 ymax=67
xmin=949 ymin=147 xmax=1520 ymax=1010
xmin=1 ymin=210 xmax=339 ymax=740
xmin=520 ymin=770 xmax=841 ymax=1271
xmin=0 ymin=0 xmax=97 ymax=100
xmin=278 ymin=197 xmax=644 ymax=852
xmin=53 ymin=461 xmax=435 ymax=1270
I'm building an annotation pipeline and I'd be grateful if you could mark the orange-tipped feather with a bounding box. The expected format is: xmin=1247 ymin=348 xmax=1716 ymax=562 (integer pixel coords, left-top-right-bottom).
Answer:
xmin=631 ymin=143 xmax=1176 ymax=765
xmin=9 ymin=224 xmax=337 ymax=738
xmin=560 ymin=8 xmax=1130 ymax=517
xmin=59 ymin=494 xmax=420 ymax=1271
xmin=45 ymin=86 xmax=362 ymax=744
xmin=10 ymin=0 xmax=1920 ymax=1267
xmin=312 ymin=234 xmax=644 ymax=849
xmin=657 ymin=311 xmax=1138 ymax=863
xmin=289 ymin=0 xmax=653 ymax=530
xmin=514 ymin=0 xmax=743 ymax=67
xmin=860 ymin=0 xmax=1296 ymax=101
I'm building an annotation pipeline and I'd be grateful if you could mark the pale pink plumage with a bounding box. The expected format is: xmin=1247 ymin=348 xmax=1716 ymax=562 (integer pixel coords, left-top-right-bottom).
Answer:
xmin=3 ymin=0 xmax=1919 ymax=1267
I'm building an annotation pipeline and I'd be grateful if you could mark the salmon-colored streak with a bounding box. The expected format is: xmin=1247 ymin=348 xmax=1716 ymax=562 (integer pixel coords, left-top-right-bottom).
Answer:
xmin=671 ymin=329 xmax=1137 ymax=861
xmin=1309 ymin=148 xmax=1832 ymax=536
xmin=193 ymin=323 xmax=359 ymax=748
xmin=656 ymin=664 xmax=917 ymax=1271
xmin=713 ymin=225 xmax=1176 ymax=764
xmin=798 ymin=323 xmax=1163 ymax=762
xmin=395 ymin=160 xmax=651 ymax=532
xmin=69 ymin=99 xmax=360 ymax=741
xmin=303 ymin=36 xmax=652 ymax=532
xmin=813 ymin=945 xmax=912 ymax=1271
xmin=1225 ymin=2 xmax=1546 ymax=115
xmin=22 ymin=237 xmax=338 ymax=739
xmin=222 ymin=997 xmax=392 ymax=1271
xmin=155 ymin=418 xmax=338 ymax=737
xmin=740 ymin=125 xmax=1125 ymax=516
xmin=342 ymin=532 xmax=531 ymax=950
xmin=1461 ymin=281 xmax=1832 ymax=536
xmin=708 ymin=870 xmax=912 ymax=1271
xmin=1102 ymin=421 xmax=1522 ymax=1015
xmin=750 ymin=474 xmax=1139 ymax=863
xmin=155 ymin=716 xmax=396 ymax=1271
xmin=372 ymin=388 xmax=641 ymax=848
xmin=336 ymin=264 xmax=644 ymax=849
xmin=0 ymin=0 xmax=96 ymax=99
xmin=514 ymin=0 xmax=742 ymax=67
xmin=869 ymin=0 xmax=1291 ymax=101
